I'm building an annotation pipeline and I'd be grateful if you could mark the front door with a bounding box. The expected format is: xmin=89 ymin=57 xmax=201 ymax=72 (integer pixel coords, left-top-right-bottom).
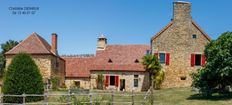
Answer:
xmin=120 ymin=79 xmax=125 ymax=91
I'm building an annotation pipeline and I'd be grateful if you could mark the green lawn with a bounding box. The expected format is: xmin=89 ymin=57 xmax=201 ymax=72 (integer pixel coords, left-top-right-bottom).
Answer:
xmin=27 ymin=88 xmax=232 ymax=105
xmin=154 ymin=87 xmax=232 ymax=105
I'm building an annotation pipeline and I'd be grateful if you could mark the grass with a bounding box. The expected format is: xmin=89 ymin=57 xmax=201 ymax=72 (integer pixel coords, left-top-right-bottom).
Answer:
xmin=154 ymin=87 xmax=232 ymax=105
xmin=24 ymin=88 xmax=232 ymax=105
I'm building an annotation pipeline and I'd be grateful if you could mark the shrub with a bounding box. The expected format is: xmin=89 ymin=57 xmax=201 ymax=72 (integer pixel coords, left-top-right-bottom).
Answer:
xmin=2 ymin=53 xmax=44 ymax=103
xmin=154 ymin=69 xmax=165 ymax=89
xmin=51 ymin=76 xmax=60 ymax=90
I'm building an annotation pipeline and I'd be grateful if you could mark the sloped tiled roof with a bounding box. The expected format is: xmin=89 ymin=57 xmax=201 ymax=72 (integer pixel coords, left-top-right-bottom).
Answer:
xmin=63 ymin=57 xmax=94 ymax=78
xmin=92 ymin=45 xmax=149 ymax=71
xmin=5 ymin=32 xmax=54 ymax=55
xmin=151 ymin=20 xmax=211 ymax=41
xmin=63 ymin=44 xmax=150 ymax=78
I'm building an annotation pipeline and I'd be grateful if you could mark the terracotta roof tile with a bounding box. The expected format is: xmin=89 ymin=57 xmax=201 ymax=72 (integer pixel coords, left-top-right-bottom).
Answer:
xmin=5 ymin=32 xmax=53 ymax=55
xmin=63 ymin=57 xmax=94 ymax=78
xmin=63 ymin=45 xmax=150 ymax=78
xmin=93 ymin=45 xmax=150 ymax=70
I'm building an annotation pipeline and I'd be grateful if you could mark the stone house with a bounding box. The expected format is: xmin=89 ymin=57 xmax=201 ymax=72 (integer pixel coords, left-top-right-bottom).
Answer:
xmin=151 ymin=1 xmax=211 ymax=88
xmin=63 ymin=1 xmax=211 ymax=91
xmin=64 ymin=57 xmax=94 ymax=89
xmin=5 ymin=32 xmax=65 ymax=86
xmin=3 ymin=1 xmax=211 ymax=91
xmin=63 ymin=35 xmax=150 ymax=92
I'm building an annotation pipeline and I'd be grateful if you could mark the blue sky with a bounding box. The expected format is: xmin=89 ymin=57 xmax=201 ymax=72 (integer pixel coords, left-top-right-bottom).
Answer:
xmin=0 ymin=0 xmax=232 ymax=55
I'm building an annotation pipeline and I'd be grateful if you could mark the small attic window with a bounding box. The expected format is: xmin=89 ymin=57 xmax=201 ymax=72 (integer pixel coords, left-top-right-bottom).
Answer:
xmin=192 ymin=34 xmax=197 ymax=39
xmin=108 ymin=59 xmax=113 ymax=63
xmin=134 ymin=59 xmax=139 ymax=63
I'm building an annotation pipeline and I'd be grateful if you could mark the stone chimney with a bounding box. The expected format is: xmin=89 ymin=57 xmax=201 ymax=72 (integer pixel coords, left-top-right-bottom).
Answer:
xmin=51 ymin=33 xmax=58 ymax=55
xmin=173 ymin=1 xmax=191 ymax=22
xmin=97 ymin=34 xmax=107 ymax=51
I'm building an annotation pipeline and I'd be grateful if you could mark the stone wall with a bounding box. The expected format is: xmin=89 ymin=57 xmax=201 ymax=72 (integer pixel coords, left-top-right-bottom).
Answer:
xmin=5 ymin=54 xmax=65 ymax=85
xmin=65 ymin=78 xmax=90 ymax=89
xmin=6 ymin=55 xmax=52 ymax=82
xmin=50 ymin=56 xmax=65 ymax=85
xmin=151 ymin=2 xmax=210 ymax=88
xmin=90 ymin=71 xmax=149 ymax=92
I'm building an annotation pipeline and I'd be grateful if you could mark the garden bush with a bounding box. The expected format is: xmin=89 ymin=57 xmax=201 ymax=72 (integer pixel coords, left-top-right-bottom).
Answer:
xmin=2 ymin=53 xmax=44 ymax=103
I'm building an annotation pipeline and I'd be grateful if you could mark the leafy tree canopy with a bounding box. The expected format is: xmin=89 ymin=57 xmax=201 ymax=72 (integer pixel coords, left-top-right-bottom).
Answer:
xmin=192 ymin=32 xmax=232 ymax=96
xmin=0 ymin=40 xmax=19 ymax=76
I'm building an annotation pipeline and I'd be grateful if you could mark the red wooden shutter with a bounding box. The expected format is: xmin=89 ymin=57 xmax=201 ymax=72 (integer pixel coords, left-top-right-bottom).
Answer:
xmin=166 ymin=53 xmax=170 ymax=65
xmin=105 ymin=75 xmax=109 ymax=87
xmin=202 ymin=54 xmax=206 ymax=66
xmin=115 ymin=75 xmax=119 ymax=88
xmin=191 ymin=53 xmax=195 ymax=67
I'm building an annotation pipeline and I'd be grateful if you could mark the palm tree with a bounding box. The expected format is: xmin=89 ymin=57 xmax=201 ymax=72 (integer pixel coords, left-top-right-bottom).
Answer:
xmin=141 ymin=54 xmax=162 ymax=88
xmin=142 ymin=54 xmax=162 ymax=105
xmin=0 ymin=40 xmax=19 ymax=76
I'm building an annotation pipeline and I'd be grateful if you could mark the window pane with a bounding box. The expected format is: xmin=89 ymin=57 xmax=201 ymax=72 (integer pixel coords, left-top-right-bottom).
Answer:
xmin=159 ymin=53 xmax=165 ymax=64
xmin=134 ymin=79 xmax=138 ymax=87
xmin=192 ymin=34 xmax=197 ymax=38
xmin=195 ymin=54 xmax=201 ymax=66
xmin=110 ymin=76 xmax=115 ymax=86
xmin=74 ymin=81 xmax=80 ymax=88
xmin=134 ymin=75 xmax=138 ymax=78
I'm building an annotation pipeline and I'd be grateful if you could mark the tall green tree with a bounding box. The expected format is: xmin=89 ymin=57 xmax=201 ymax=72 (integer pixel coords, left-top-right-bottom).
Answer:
xmin=141 ymin=54 xmax=162 ymax=88
xmin=0 ymin=40 xmax=19 ymax=76
xmin=3 ymin=53 xmax=44 ymax=103
xmin=192 ymin=32 xmax=232 ymax=96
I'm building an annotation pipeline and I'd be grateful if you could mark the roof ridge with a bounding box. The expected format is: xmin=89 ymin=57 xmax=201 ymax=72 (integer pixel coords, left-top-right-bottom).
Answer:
xmin=5 ymin=32 xmax=53 ymax=55
xmin=5 ymin=33 xmax=36 ymax=54
xmin=151 ymin=20 xmax=174 ymax=41
xmin=107 ymin=44 xmax=150 ymax=46
xmin=191 ymin=20 xmax=211 ymax=41
xmin=33 ymin=33 xmax=53 ymax=54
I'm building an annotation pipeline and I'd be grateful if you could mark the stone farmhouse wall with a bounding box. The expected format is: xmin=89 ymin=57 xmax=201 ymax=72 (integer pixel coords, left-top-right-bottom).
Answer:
xmin=5 ymin=54 xmax=65 ymax=85
xmin=65 ymin=78 xmax=90 ymax=89
xmin=90 ymin=71 xmax=150 ymax=92
xmin=151 ymin=2 xmax=210 ymax=88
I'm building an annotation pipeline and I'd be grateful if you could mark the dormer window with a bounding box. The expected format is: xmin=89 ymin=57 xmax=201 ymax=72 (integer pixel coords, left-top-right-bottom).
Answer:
xmin=108 ymin=59 xmax=113 ymax=63
xmin=134 ymin=59 xmax=139 ymax=63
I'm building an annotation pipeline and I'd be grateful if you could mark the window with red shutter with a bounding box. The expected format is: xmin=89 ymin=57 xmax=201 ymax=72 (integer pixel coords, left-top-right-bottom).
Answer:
xmin=115 ymin=76 xmax=119 ymax=88
xmin=202 ymin=54 xmax=206 ymax=66
xmin=191 ymin=53 xmax=195 ymax=67
xmin=166 ymin=53 xmax=170 ymax=65
xmin=105 ymin=75 xmax=109 ymax=87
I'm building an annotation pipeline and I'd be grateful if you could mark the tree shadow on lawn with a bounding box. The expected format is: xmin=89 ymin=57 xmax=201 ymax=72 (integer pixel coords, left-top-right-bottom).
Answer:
xmin=187 ymin=93 xmax=232 ymax=101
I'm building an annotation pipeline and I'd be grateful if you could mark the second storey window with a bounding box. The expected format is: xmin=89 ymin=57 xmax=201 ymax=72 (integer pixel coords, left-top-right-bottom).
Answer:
xmin=191 ymin=53 xmax=206 ymax=67
xmin=159 ymin=53 xmax=166 ymax=64
xmin=195 ymin=54 xmax=202 ymax=66
xmin=154 ymin=52 xmax=170 ymax=65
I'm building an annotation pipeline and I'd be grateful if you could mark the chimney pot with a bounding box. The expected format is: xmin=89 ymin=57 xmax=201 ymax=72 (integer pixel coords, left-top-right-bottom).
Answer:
xmin=97 ymin=34 xmax=107 ymax=50
xmin=51 ymin=33 xmax=58 ymax=55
